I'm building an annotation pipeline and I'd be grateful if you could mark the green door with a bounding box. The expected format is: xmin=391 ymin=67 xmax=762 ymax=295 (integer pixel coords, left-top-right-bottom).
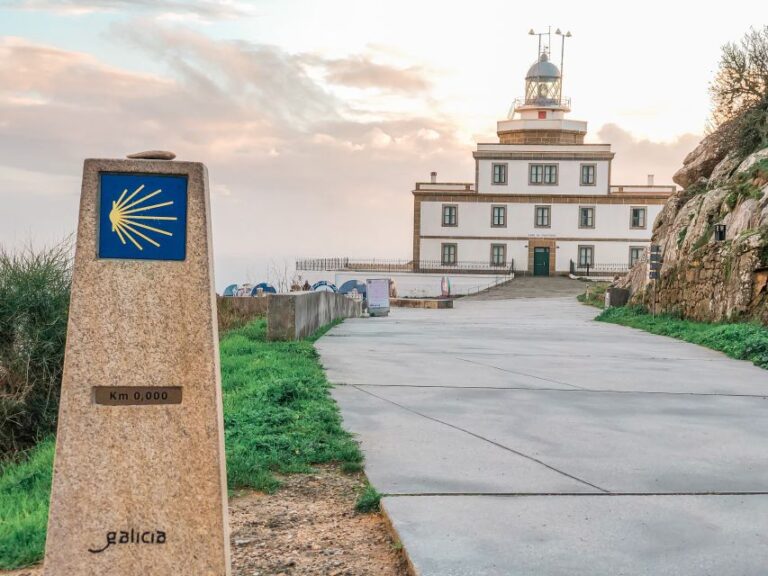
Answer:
xmin=533 ymin=248 xmax=550 ymax=276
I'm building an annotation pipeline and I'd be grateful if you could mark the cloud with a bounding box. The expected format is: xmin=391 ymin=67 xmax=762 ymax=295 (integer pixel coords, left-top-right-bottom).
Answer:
xmin=596 ymin=123 xmax=702 ymax=186
xmin=1 ymin=26 xmax=700 ymax=288
xmin=304 ymin=55 xmax=431 ymax=93
xmin=3 ymin=0 xmax=251 ymax=19
xmin=0 ymin=29 xmax=470 ymax=287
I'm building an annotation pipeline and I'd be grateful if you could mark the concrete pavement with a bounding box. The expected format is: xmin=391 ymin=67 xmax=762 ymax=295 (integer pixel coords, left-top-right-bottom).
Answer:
xmin=317 ymin=285 xmax=768 ymax=575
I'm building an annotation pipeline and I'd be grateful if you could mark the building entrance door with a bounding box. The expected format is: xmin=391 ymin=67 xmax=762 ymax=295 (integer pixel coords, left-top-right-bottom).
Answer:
xmin=533 ymin=247 xmax=550 ymax=276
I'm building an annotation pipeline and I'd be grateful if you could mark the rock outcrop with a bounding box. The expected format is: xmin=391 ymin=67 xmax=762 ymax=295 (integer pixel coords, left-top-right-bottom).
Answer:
xmin=619 ymin=139 xmax=768 ymax=324
xmin=672 ymin=130 xmax=730 ymax=189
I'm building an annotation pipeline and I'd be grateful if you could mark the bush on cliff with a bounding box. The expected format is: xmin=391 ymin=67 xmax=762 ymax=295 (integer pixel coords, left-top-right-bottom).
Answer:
xmin=711 ymin=26 xmax=768 ymax=160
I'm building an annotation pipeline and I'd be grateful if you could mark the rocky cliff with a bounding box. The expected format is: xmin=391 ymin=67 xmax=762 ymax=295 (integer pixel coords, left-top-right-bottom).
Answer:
xmin=619 ymin=133 xmax=768 ymax=324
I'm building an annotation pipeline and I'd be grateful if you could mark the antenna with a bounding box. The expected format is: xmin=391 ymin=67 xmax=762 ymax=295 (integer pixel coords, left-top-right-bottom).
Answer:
xmin=555 ymin=29 xmax=572 ymax=89
xmin=528 ymin=26 xmax=553 ymax=58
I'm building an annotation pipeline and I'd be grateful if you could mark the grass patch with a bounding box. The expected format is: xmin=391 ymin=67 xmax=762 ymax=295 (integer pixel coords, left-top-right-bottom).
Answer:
xmin=0 ymin=318 xmax=362 ymax=569
xmin=355 ymin=483 xmax=381 ymax=513
xmin=597 ymin=306 xmax=768 ymax=369
xmin=0 ymin=438 xmax=54 ymax=570
xmin=576 ymin=282 xmax=610 ymax=309
xmin=222 ymin=319 xmax=362 ymax=492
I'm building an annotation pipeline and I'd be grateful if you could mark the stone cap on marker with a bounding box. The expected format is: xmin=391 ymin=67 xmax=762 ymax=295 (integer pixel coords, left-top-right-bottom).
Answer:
xmin=126 ymin=150 xmax=176 ymax=160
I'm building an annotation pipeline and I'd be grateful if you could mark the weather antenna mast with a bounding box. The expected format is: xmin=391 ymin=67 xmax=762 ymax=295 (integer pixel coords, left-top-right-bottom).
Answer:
xmin=528 ymin=27 xmax=572 ymax=85
xmin=555 ymin=28 xmax=572 ymax=87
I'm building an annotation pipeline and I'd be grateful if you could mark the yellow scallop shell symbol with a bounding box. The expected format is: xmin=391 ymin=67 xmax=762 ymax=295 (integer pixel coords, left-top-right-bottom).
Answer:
xmin=108 ymin=185 xmax=177 ymax=251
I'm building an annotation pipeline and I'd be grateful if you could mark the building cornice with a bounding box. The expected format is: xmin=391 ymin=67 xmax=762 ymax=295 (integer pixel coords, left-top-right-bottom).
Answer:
xmin=411 ymin=192 xmax=670 ymax=204
xmin=472 ymin=151 xmax=615 ymax=161
xmin=420 ymin=235 xmax=653 ymax=243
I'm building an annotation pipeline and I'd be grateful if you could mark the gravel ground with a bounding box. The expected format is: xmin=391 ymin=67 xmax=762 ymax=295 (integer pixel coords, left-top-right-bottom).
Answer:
xmin=3 ymin=465 xmax=408 ymax=576
xmin=229 ymin=465 xmax=408 ymax=576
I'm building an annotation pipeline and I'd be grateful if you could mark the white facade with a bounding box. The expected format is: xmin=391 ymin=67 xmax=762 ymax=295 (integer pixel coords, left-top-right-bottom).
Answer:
xmin=475 ymin=145 xmax=611 ymax=195
xmin=412 ymin=49 xmax=675 ymax=276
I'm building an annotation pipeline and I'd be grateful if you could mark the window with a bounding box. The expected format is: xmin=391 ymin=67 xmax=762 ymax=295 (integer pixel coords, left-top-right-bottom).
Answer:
xmin=492 ymin=163 xmax=507 ymax=185
xmin=630 ymin=207 xmax=647 ymax=229
xmin=491 ymin=244 xmax=506 ymax=267
xmin=491 ymin=205 xmax=506 ymax=227
xmin=629 ymin=246 xmax=645 ymax=266
xmin=530 ymin=164 xmax=544 ymax=184
xmin=529 ymin=163 xmax=558 ymax=185
xmin=544 ymin=164 xmax=558 ymax=184
xmin=442 ymin=204 xmax=458 ymax=227
xmin=578 ymin=245 xmax=594 ymax=267
xmin=579 ymin=206 xmax=595 ymax=229
xmin=535 ymin=205 xmax=551 ymax=228
xmin=580 ymin=164 xmax=596 ymax=186
xmin=441 ymin=243 xmax=457 ymax=265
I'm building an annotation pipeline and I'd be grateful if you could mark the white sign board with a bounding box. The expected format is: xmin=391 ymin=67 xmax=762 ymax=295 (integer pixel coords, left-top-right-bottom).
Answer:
xmin=366 ymin=278 xmax=390 ymax=317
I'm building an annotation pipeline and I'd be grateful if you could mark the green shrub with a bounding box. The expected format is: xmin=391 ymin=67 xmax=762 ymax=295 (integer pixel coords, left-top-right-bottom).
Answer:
xmin=710 ymin=27 xmax=768 ymax=160
xmin=0 ymin=242 xmax=72 ymax=458
xmin=732 ymin=97 xmax=768 ymax=160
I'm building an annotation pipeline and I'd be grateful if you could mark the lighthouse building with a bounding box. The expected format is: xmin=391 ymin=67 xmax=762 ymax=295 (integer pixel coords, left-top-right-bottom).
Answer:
xmin=412 ymin=44 xmax=674 ymax=276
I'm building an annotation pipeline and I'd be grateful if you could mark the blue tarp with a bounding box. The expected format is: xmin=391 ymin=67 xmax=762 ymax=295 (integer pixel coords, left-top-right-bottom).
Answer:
xmin=311 ymin=280 xmax=338 ymax=293
xmin=250 ymin=282 xmax=277 ymax=296
xmin=338 ymin=280 xmax=366 ymax=296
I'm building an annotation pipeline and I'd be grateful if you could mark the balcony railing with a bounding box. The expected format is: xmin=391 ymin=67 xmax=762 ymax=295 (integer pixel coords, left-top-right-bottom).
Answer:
xmin=296 ymin=257 xmax=515 ymax=275
xmin=510 ymin=97 xmax=571 ymax=115
xmin=569 ymin=260 xmax=642 ymax=277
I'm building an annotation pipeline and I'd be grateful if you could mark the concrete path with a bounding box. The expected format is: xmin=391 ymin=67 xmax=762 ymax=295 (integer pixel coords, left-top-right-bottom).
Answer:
xmin=317 ymin=283 xmax=768 ymax=576
xmin=471 ymin=275 xmax=587 ymax=300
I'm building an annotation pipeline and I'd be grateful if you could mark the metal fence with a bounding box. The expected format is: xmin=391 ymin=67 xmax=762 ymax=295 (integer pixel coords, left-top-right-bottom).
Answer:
xmin=569 ymin=260 xmax=639 ymax=277
xmin=296 ymin=257 xmax=515 ymax=275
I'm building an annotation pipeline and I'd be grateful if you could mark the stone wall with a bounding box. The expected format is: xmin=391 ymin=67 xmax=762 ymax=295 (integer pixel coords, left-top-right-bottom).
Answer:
xmin=216 ymin=295 xmax=270 ymax=333
xmin=267 ymin=291 xmax=361 ymax=341
xmin=618 ymin=143 xmax=768 ymax=324
xmin=498 ymin=129 xmax=585 ymax=145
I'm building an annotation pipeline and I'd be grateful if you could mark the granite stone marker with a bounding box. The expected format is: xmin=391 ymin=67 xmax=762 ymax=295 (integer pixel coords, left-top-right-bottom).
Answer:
xmin=43 ymin=156 xmax=231 ymax=575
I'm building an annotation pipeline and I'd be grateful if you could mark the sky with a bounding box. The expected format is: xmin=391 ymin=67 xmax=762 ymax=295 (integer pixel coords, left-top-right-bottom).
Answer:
xmin=0 ymin=0 xmax=761 ymax=288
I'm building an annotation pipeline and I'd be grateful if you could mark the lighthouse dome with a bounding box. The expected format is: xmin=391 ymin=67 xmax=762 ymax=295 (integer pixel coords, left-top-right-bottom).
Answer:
xmin=526 ymin=52 xmax=561 ymax=80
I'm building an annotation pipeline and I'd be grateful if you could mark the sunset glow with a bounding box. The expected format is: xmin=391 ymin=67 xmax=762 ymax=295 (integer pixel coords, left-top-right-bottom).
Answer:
xmin=0 ymin=0 xmax=761 ymax=285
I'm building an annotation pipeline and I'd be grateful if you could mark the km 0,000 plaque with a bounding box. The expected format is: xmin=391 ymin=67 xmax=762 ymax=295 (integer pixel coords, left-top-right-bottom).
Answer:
xmin=93 ymin=386 xmax=183 ymax=406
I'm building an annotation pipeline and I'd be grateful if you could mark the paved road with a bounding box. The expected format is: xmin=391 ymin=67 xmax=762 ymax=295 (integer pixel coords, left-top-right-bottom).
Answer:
xmin=317 ymin=284 xmax=768 ymax=576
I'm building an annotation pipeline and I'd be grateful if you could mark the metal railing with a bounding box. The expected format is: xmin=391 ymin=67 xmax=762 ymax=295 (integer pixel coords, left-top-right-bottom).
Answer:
xmin=295 ymin=258 xmax=411 ymax=272
xmin=416 ymin=259 xmax=515 ymax=274
xmin=296 ymin=257 xmax=515 ymax=275
xmin=569 ymin=260 xmax=640 ymax=277
xmin=511 ymin=97 xmax=572 ymax=112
